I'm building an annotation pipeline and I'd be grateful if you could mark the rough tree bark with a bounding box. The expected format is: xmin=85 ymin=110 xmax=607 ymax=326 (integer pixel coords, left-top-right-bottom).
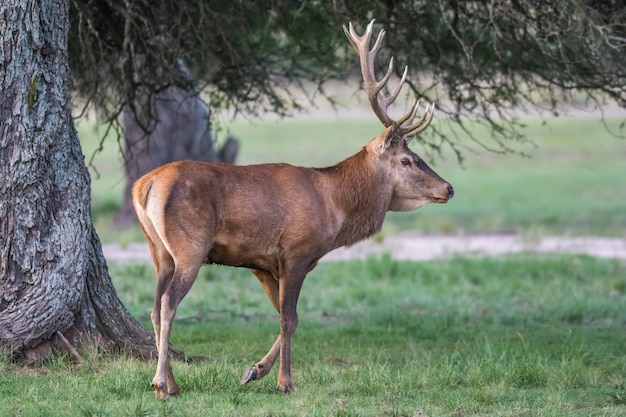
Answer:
xmin=0 ymin=0 xmax=158 ymax=363
xmin=115 ymin=79 xmax=239 ymax=227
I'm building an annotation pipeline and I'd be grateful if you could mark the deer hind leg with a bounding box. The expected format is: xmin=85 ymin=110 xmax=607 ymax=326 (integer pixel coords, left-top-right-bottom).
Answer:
xmin=152 ymin=259 xmax=203 ymax=400
xmin=142 ymin=232 xmax=180 ymax=398
xmin=241 ymin=269 xmax=282 ymax=385
xmin=151 ymin=258 xmax=179 ymax=397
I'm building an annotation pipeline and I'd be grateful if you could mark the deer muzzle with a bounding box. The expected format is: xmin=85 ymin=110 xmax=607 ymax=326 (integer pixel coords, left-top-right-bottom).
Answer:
xmin=433 ymin=183 xmax=454 ymax=203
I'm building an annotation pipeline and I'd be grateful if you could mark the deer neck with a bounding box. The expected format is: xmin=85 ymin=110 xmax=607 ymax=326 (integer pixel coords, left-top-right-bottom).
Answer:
xmin=316 ymin=148 xmax=392 ymax=249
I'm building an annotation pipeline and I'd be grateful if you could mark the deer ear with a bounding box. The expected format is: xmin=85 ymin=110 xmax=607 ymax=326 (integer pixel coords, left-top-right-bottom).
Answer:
xmin=381 ymin=124 xmax=398 ymax=152
xmin=368 ymin=125 xmax=399 ymax=156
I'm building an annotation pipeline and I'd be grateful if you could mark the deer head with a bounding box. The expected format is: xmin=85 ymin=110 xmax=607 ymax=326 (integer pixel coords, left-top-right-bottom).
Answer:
xmin=344 ymin=19 xmax=454 ymax=211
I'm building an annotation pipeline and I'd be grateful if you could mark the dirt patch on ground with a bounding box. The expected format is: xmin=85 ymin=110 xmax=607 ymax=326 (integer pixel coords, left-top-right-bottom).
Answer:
xmin=102 ymin=233 xmax=626 ymax=264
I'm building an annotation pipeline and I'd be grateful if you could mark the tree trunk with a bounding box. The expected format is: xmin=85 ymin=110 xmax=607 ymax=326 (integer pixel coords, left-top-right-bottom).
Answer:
xmin=0 ymin=0 xmax=159 ymax=364
xmin=115 ymin=80 xmax=239 ymax=227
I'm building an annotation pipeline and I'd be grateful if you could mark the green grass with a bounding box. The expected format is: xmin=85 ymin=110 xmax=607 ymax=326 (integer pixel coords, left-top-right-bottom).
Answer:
xmin=2 ymin=255 xmax=626 ymax=416
xmin=77 ymin=113 xmax=626 ymax=242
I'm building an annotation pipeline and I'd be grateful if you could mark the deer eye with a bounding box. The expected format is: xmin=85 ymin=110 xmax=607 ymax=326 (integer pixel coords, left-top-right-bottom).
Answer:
xmin=401 ymin=158 xmax=411 ymax=166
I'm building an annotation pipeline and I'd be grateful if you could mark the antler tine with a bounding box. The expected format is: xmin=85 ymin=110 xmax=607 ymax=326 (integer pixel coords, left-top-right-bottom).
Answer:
xmin=403 ymin=103 xmax=436 ymax=143
xmin=396 ymin=98 xmax=421 ymax=127
xmin=384 ymin=65 xmax=408 ymax=109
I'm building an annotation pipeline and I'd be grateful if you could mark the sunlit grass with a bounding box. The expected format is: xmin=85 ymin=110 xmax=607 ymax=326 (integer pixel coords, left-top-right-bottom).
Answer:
xmin=3 ymin=255 xmax=625 ymax=416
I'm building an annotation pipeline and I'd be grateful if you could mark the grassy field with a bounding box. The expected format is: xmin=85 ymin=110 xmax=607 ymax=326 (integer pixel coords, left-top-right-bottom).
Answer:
xmin=2 ymin=255 xmax=625 ymax=416
xmin=77 ymin=112 xmax=626 ymax=244
xmin=6 ymin=112 xmax=619 ymax=416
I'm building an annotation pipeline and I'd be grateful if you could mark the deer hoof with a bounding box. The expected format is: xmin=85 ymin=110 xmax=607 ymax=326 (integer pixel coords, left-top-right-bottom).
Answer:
xmin=240 ymin=366 xmax=259 ymax=384
xmin=277 ymin=383 xmax=297 ymax=394
xmin=168 ymin=384 xmax=181 ymax=397
xmin=151 ymin=381 xmax=169 ymax=401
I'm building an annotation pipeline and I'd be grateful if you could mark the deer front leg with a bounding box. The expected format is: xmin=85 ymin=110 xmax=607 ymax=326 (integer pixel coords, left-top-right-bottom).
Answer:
xmin=241 ymin=267 xmax=306 ymax=393
xmin=240 ymin=335 xmax=281 ymax=384
xmin=276 ymin=267 xmax=306 ymax=393
xmin=241 ymin=270 xmax=281 ymax=384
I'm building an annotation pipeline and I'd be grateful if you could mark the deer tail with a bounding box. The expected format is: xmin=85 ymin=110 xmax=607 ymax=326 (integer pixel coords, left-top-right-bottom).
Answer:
xmin=132 ymin=177 xmax=154 ymax=213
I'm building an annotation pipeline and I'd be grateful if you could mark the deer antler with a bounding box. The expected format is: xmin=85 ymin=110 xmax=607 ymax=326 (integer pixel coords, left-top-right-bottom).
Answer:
xmin=343 ymin=19 xmax=435 ymax=142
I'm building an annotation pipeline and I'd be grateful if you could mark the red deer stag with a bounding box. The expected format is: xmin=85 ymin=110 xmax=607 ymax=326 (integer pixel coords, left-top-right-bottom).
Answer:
xmin=132 ymin=19 xmax=454 ymax=399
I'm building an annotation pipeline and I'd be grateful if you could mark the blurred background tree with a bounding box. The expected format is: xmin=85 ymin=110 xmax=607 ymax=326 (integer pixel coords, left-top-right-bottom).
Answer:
xmin=70 ymin=0 xmax=625 ymax=224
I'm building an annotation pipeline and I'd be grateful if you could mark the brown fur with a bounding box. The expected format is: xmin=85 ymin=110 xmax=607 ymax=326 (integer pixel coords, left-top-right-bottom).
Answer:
xmin=133 ymin=126 xmax=453 ymax=398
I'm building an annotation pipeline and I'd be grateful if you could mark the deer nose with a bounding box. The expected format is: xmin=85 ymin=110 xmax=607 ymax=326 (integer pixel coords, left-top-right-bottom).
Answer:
xmin=447 ymin=185 xmax=455 ymax=199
